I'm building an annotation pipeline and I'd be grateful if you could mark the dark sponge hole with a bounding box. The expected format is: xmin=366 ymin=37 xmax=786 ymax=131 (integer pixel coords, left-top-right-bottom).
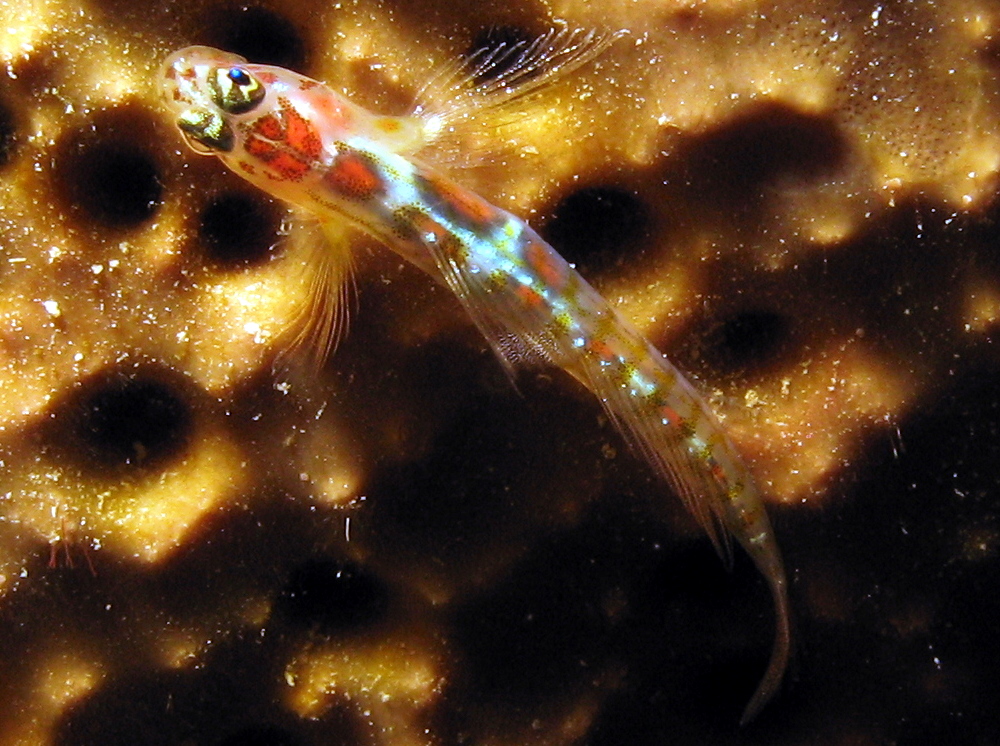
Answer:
xmin=546 ymin=186 xmax=649 ymax=270
xmin=216 ymin=724 xmax=305 ymax=746
xmin=51 ymin=367 xmax=193 ymax=472
xmin=202 ymin=5 xmax=306 ymax=69
xmin=466 ymin=25 xmax=536 ymax=84
xmin=677 ymin=102 xmax=845 ymax=204
xmin=705 ymin=309 xmax=791 ymax=371
xmin=200 ymin=193 xmax=282 ymax=266
xmin=56 ymin=109 xmax=162 ymax=228
xmin=74 ymin=146 xmax=160 ymax=226
xmin=275 ymin=558 xmax=388 ymax=633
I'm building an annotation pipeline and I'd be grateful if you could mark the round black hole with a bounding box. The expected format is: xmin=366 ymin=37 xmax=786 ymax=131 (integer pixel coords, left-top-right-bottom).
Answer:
xmin=70 ymin=144 xmax=161 ymax=227
xmin=466 ymin=26 xmax=536 ymax=84
xmin=216 ymin=724 xmax=305 ymax=746
xmin=200 ymin=193 xmax=282 ymax=266
xmin=59 ymin=369 xmax=193 ymax=470
xmin=204 ymin=6 xmax=306 ymax=69
xmin=276 ymin=558 xmax=388 ymax=633
xmin=708 ymin=310 xmax=790 ymax=369
xmin=678 ymin=102 xmax=845 ymax=205
xmin=56 ymin=109 xmax=163 ymax=229
xmin=546 ymin=186 xmax=649 ymax=270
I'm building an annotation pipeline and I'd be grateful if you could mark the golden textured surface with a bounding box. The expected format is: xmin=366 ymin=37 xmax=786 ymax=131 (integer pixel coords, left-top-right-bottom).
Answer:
xmin=1 ymin=0 xmax=999 ymax=743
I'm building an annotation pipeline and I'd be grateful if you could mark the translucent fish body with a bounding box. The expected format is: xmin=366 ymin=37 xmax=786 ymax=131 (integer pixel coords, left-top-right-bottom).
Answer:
xmin=160 ymin=39 xmax=790 ymax=723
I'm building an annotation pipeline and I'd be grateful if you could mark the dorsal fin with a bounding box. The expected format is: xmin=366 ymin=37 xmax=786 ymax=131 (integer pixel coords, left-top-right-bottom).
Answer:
xmin=412 ymin=25 xmax=625 ymax=166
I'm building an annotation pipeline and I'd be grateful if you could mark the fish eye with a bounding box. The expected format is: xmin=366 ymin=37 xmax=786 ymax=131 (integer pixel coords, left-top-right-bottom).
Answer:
xmin=227 ymin=67 xmax=251 ymax=86
xmin=177 ymin=107 xmax=234 ymax=153
xmin=210 ymin=66 xmax=266 ymax=115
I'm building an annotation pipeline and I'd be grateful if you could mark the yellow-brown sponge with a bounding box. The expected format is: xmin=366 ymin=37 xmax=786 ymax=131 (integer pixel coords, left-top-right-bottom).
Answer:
xmin=0 ymin=0 xmax=998 ymax=743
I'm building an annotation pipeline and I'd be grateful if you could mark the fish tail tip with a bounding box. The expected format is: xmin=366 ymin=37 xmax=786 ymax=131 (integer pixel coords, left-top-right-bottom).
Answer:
xmin=739 ymin=608 xmax=792 ymax=726
xmin=738 ymin=686 xmax=772 ymax=726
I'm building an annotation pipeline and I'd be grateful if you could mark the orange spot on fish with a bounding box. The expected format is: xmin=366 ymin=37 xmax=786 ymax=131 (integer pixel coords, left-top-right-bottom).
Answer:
xmin=268 ymin=151 xmax=311 ymax=181
xmin=587 ymin=338 xmax=615 ymax=361
xmin=376 ymin=117 xmax=401 ymax=133
xmin=244 ymin=135 xmax=279 ymax=162
xmin=283 ymin=105 xmax=322 ymax=160
xmin=422 ymin=172 xmax=497 ymax=226
xmin=323 ymin=150 xmax=383 ymax=200
xmin=660 ymin=405 xmax=681 ymax=426
xmin=516 ymin=284 xmax=544 ymax=308
xmin=251 ymin=112 xmax=284 ymax=142
xmin=525 ymin=239 xmax=567 ymax=290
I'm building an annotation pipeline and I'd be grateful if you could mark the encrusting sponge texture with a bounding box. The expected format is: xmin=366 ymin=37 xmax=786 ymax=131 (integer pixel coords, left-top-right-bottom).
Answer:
xmin=0 ymin=0 xmax=999 ymax=743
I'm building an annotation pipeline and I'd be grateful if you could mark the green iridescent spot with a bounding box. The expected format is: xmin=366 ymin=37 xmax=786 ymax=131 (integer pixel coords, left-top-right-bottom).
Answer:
xmin=177 ymin=108 xmax=234 ymax=153
xmin=486 ymin=268 xmax=507 ymax=292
